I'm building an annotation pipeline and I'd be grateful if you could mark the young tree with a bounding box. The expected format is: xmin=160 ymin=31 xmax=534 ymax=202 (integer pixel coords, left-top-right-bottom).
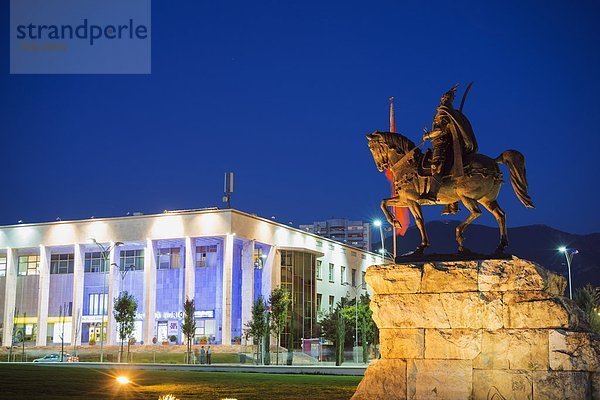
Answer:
xmin=319 ymin=297 xmax=358 ymax=365
xmin=335 ymin=306 xmax=346 ymax=366
xmin=181 ymin=298 xmax=196 ymax=363
xmin=113 ymin=291 xmax=137 ymax=363
xmin=264 ymin=312 xmax=271 ymax=365
xmin=59 ymin=303 xmax=67 ymax=362
xmin=286 ymin=315 xmax=294 ymax=365
xmin=268 ymin=287 xmax=290 ymax=365
xmin=243 ymin=296 xmax=267 ymax=364
xmin=357 ymin=293 xmax=377 ymax=363
xmin=574 ymin=284 xmax=600 ymax=333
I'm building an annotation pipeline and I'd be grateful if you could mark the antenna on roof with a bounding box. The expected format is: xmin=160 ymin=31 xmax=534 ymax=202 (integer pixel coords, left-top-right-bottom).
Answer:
xmin=389 ymin=97 xmax=396 ymax=133
xmin=223 ymin=172 xmax=234 ymax=209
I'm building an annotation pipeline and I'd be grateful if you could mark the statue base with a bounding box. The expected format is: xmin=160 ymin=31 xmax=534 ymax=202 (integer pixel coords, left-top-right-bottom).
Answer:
xmin=396 ymin=252 xmax=513 ymax=263
xmin=352 ymin=257 xmax=600 ymax=400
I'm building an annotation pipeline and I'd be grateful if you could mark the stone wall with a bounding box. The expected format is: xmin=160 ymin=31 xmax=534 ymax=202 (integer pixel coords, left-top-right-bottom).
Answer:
xmin=352 ymin=257 xmax=600 ymax=400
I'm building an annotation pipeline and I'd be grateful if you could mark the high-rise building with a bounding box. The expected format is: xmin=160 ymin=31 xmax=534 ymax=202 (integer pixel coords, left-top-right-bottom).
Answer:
xmin=299 ymin=219 xmax=372 ymax=251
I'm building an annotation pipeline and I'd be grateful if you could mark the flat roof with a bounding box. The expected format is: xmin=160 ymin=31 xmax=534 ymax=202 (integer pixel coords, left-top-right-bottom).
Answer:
xmin=0 ymin=207 xmax=386 ymax=259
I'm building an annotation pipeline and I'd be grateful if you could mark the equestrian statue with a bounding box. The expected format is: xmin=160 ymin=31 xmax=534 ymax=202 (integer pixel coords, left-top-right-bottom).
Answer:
xmin=367 ymin=84 xmax=534 ymax=256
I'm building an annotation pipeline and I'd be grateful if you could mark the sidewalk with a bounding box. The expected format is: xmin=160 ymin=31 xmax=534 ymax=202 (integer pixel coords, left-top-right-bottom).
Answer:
xmin=26 ymin=362 xmax=368 ymax=376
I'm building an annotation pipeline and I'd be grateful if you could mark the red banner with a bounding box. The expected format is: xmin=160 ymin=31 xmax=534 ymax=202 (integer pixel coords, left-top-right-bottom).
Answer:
xmin=384 ymin=169 xmax=410 ymax=236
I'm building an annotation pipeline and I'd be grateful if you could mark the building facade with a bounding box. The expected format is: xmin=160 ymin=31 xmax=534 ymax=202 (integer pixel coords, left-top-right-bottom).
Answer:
xmin=299 ymin=219 xmax=372 ymax=252
xmin=0 ymin=209 xmax=383 ymax=348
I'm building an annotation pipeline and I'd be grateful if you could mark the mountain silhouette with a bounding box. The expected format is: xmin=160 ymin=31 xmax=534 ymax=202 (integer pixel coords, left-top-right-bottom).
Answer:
xmin=375 ymin=221 xmax=599 ymax=290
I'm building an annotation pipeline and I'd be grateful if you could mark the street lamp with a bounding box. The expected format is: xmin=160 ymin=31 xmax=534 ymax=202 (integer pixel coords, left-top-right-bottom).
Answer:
xmin=373 ymin=219 xmax=394 ymax=259
xmin=89 ymin=239 xmax=123 ymax=363
xmin=373 ymin=220 xmax=385 ymax=256
xmin=343 ymin=281 xmax=367 ymax=363
xmin=558 ymin=246 xmax=579 ymax=300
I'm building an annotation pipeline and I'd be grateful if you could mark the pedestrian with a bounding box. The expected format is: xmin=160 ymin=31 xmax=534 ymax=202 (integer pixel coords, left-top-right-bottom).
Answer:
xmin=206 ymin=345 xmax=212 ymax=365
xmin=200 ymin=345 xmax=206 ymax=365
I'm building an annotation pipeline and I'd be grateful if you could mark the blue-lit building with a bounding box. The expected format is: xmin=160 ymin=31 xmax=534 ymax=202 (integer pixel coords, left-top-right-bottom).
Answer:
xmin=0 ymin=209 xmax=383 ymax=348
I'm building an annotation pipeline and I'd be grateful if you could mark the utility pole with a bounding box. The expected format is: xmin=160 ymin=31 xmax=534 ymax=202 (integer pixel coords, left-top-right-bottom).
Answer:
xmin=223 ymin=172 xmax=234 ymax=208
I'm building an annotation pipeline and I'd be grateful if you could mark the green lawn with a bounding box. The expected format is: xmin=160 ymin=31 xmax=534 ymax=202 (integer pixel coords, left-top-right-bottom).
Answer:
xmin=0 ymin=364 xmax=362 ymax=400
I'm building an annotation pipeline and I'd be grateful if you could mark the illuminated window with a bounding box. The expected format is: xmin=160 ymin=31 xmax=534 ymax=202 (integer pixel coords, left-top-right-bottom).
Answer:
xmin=0 ymin=255 xmax=6 ymax=277
xmin=316 ymin=260 xmax=322 ymax=280
xmin=18 ymin=255 xmax=39 ymax=276
xmin=328 ymin=263 xmax=334 ymax=282
xmin=157 ymin=247 xmax=181 ymax=270
xmin=195 ymin=245 xmax=217 ymax=268
xmin=120 ymin=249 xmax=144 ymax=271
xmin=88 ymin=293 xmax=108 ymax=315
xmin=84 ymin=252 xmax=108 ymax=273
xmin=50 ymin=253 xmax=74 ymax=274
xmin=340 ymin=266 xmax=346 ymax=284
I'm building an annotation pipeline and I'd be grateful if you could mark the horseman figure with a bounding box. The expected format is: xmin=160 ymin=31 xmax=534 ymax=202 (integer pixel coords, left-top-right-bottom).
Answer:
xmin=366 ymin=83 xmax=534 ymax=255
xmin=420 ymin=84 xmax=479 ymax=209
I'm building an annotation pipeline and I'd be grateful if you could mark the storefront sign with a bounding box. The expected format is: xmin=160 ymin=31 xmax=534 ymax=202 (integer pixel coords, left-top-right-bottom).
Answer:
xmin=82 ymin=315 xmax=103 ymax=324
xmin=194 ymin=310 xmax=214 ymax=318
xmin=168 ymin=320 xmax=178 ymax=336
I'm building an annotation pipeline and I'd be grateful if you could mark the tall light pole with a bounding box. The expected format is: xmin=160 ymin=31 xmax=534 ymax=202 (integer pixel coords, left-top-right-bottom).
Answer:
xmin=343 ymin=281 xmax=367 ymax=363
xmin=373 ymin=220 xmax=385 ymax=256
xmin=90 ymin=239 xmax=123 ymax=363
xmin=558 ymin=246 xmax=579 ymax=300
xmin=374 ymin=220 xmax=394 ymax=259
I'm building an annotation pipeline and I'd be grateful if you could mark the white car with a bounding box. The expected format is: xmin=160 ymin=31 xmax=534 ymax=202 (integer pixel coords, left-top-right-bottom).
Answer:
xmin=32 ymin=353 xmax=79 ymax=363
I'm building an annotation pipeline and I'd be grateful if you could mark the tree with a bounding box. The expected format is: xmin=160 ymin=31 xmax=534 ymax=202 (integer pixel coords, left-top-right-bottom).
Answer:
xmin=574 ymin=284 xmax=600 ymax=334
xmin=319 ymin=297 xmax=351 ymax=366
xmin=268 ymin=287 xmax=290 ymax=365
xmin=243 ymin=296 xmax=267 ymax=364
xmin=113 ymin=291 xmax=137 ymax=363
xmin=335 ymin=306 xmax=346 ymax=366
xmin=59 ymin=303 xmax=67 ymax=362
xmin=181 ymin=298 xmax=196 ymax=363
xmin=286 ymin=315 xmax=294 ymax=365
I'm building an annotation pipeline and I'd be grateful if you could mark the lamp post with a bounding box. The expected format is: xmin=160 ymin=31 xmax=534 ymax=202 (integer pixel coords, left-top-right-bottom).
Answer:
xmin=558 ymin=246 xmax=579 ymax=300
xmin=90 ymin=239 xmax=123 ymax=363
xmin=343 ymin=281 xmax=367 ymax=363
xmin=373 ymin=220 xmax=385 ymax=256
xmin=374 ymin=220 xmax=394 ymax=259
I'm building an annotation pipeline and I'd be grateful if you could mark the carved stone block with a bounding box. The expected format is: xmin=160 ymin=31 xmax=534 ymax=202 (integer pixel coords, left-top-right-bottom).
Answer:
xmin=424 ymin=328 xmax=482 ymax=360
xmin=351 ymin=359 xmax=407 ymax=400
xmin=380 ymin=329 xmax=424 ymax=359
xmin=473 ymin=329 xmax=549 ymax=370
xmin=549 ymin=329 xmax=600 ymax=371
xmin=472 ymin=369 xmax=533 ymax=400
xmin=406 ymin=359 xmax=472 ymax=400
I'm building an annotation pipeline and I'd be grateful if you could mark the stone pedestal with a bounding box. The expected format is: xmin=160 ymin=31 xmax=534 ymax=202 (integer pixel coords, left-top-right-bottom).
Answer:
xmin=352 ymin=257 xmax=600 ymax=400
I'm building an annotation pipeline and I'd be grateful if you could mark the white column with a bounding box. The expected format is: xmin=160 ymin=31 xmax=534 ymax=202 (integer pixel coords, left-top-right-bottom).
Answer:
xmin=143 ymin=239 xmax=157 ymax=344
xmin=70 ymin=244 xmax=84 ymax=346
xmin=2 ymin=248 xmax=17 ymax=347
xmin=184 ymin=237 xmax=195 ymax=302
xmin=221 ymin=234 xmax=234 ymax=345
xmin=240 ymin=240 xmax=254 ymax=345
xmin=261 ymin=246 xmax=278 ymax=299
xmin=36 ymin=245 xmax=50 ymax=346
xmin=106 ymin=243 xmax=120 ymax=345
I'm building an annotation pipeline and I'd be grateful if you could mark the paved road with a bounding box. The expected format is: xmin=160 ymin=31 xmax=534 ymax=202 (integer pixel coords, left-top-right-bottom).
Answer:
xmin=22 ymin=362 xmax=367 ymax=376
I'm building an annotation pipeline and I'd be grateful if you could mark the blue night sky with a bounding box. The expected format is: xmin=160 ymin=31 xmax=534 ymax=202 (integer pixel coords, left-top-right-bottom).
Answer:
xmin=1 ymin=1 xmax=599 ymax=235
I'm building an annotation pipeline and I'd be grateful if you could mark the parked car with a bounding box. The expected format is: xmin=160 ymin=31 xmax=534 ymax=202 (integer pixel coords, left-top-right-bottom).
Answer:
xmin=32 ymin=353 xmax=79 ymax=363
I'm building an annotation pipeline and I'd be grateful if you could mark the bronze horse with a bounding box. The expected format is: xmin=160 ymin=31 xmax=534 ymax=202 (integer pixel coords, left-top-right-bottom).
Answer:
xmin=367 ymin=131 xmax=534 ymax=255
